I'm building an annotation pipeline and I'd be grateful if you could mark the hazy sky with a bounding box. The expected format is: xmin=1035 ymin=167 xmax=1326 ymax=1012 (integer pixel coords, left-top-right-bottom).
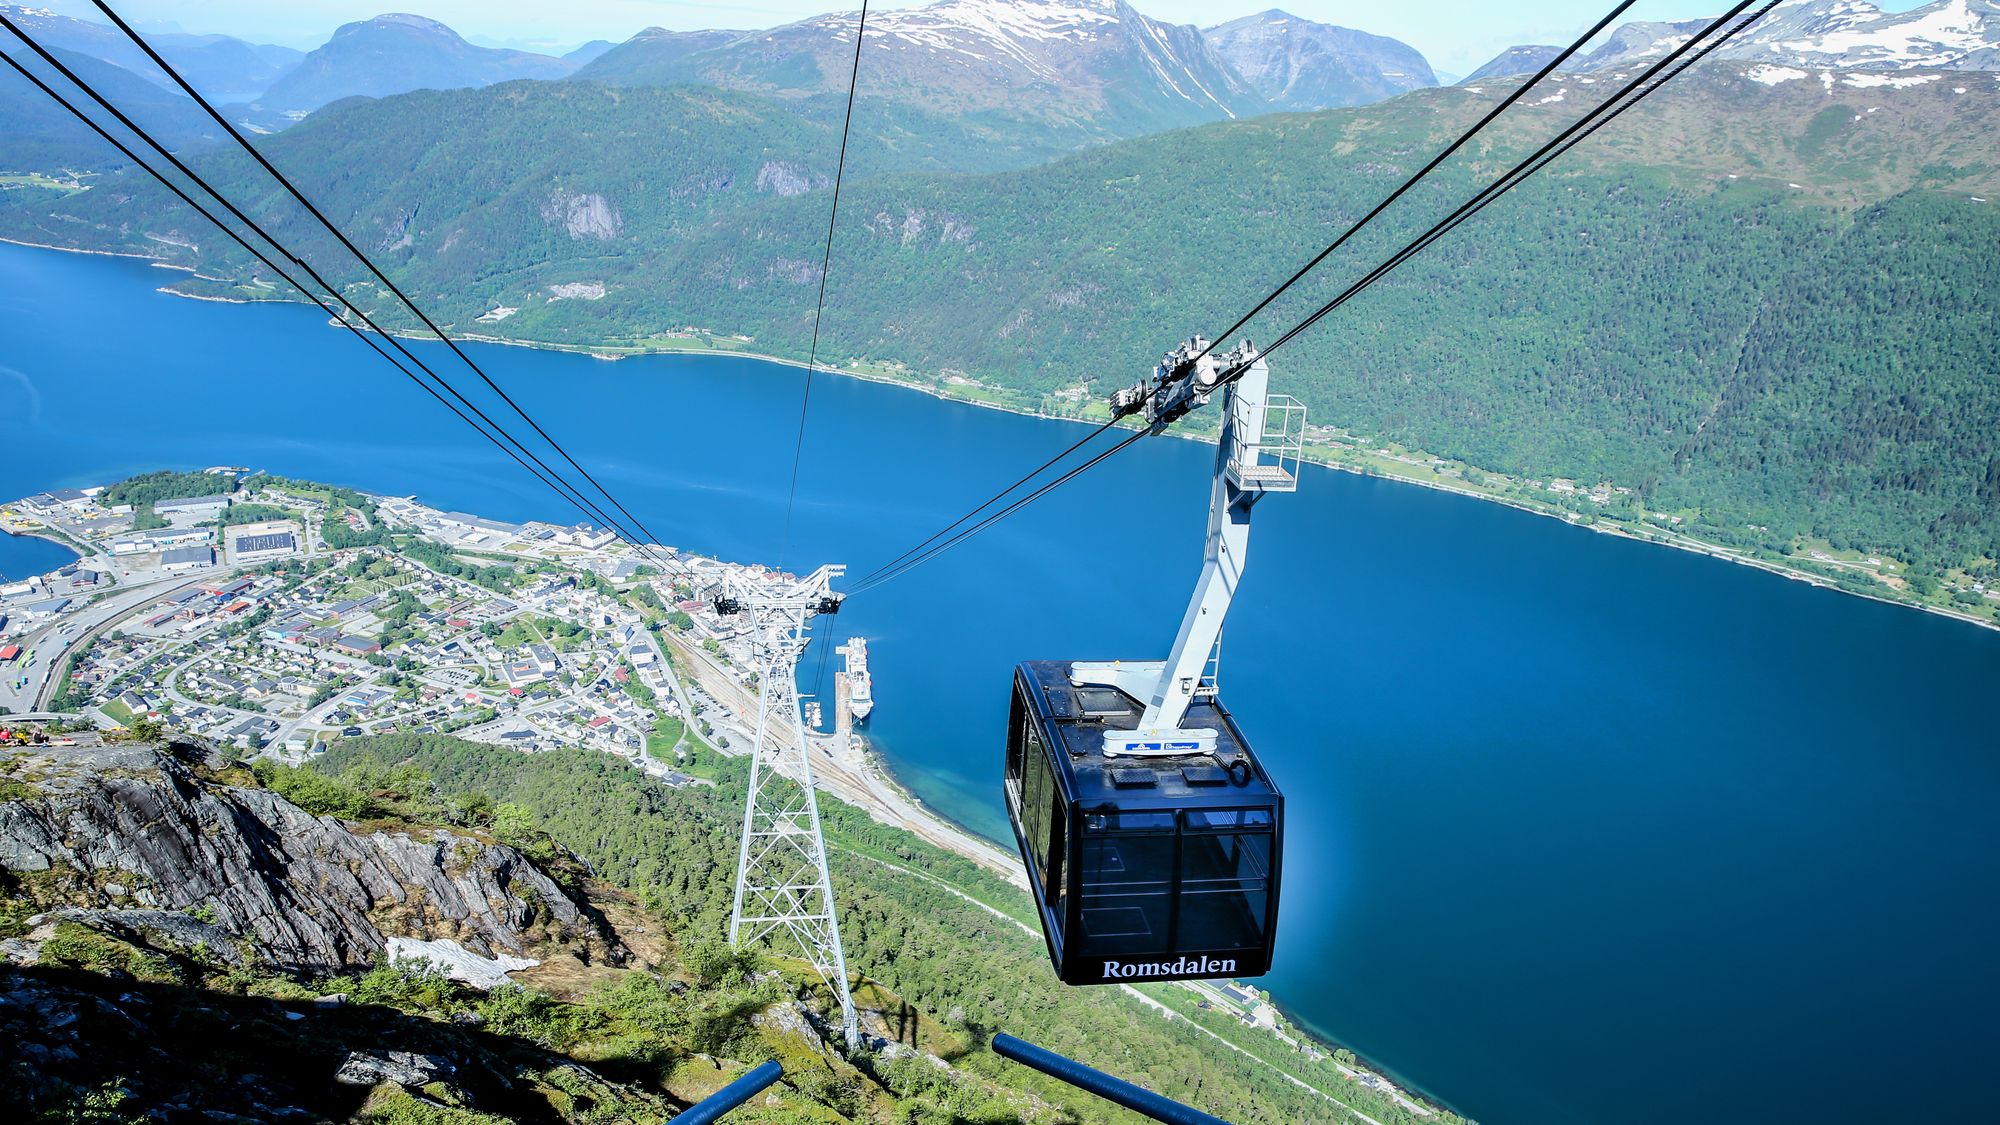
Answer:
xmin=36 ymin=0 xmax=1934 ymax=75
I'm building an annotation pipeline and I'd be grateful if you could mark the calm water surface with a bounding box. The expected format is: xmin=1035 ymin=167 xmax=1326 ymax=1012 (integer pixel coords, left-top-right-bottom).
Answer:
xmin=0 ymin=531 xmax=77 ymax=582
xmin=4 ymin=241 xmax=1996 ymax=1125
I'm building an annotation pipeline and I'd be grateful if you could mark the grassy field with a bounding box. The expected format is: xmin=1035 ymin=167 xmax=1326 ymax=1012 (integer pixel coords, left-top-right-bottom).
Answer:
xmin=644 ymin=715 xmax=686 ymax=760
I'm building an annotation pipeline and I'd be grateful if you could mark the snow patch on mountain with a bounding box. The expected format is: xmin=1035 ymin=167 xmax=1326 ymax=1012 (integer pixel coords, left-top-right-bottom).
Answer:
xmin=1475 ymin=0 xmax=1999 ymax=78
xmin=1841 ymin=71 xmax=1943 ymax=85
xmin=385 ymin=936 xmax=537 ymax=990
xmin=1745 ymin=64 xmax=1811 ymax=83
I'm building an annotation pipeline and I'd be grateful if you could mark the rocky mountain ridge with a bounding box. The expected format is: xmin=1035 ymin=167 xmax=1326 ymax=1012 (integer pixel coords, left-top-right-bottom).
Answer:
xmin=1205 ymin=8 xmax=1437 ymax=109
xmin=579 ymin=0 xmax=1271 ymax=143
xmin=1467 ymin=0 xmax=2000 ymax=79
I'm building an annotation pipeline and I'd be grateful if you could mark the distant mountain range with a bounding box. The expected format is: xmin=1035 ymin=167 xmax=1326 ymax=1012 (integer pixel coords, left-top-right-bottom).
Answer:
xmin=1467 ymin=0 xmax=2000 ymax=79
xmin=3 ymin=1 xmax=1437 ymax=154
xmin=0 ymin=3 xmax=301 ymax=103
xmin=1464 ymin=44 xmax=1564 ymax=83
xmin=15 ymin=0 xmax=2000 ymax=157
xmin=577 ymin=0 xmax=1273 ymax=145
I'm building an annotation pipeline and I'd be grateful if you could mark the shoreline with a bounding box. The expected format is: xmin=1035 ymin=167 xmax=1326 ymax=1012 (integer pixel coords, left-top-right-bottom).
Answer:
xmin=1302 ymin=454 xmax=2000 ymax=634
xmin=0 ymin=524 xmax=86 ymax=574
xmin=651 ymin=622 xmax=1024 ymax=884
xmin=13 ymin=235 xmax=1988 ymax=635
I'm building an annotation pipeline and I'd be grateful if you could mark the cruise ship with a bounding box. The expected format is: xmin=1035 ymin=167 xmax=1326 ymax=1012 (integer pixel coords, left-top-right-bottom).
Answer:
xmin=843 ymin=637 xmax=874 ymax=722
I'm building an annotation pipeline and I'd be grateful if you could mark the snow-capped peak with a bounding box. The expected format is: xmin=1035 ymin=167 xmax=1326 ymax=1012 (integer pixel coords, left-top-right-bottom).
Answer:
xmin=1502 ymin=0 xmax=2000 ymax=74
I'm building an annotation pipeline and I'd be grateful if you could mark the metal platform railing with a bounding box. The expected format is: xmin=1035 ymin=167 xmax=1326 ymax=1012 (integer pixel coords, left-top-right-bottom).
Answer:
xmin=1227 ymin=394 xmax=1306 ymax=493
xmin=672 ymin=1059 xmax=784 ymax=1124
xmin=993 ymin=1032 xmax=1233 ymax=1125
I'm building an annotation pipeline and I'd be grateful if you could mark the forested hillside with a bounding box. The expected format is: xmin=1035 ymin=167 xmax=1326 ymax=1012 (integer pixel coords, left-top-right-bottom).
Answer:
xmin=2 ymin=64 xmax=1995 ymax=571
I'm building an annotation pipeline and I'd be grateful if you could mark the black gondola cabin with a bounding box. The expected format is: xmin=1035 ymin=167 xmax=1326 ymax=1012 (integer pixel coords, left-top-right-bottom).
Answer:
xmin=1004 ymin=660 xmax=1283 ymax=985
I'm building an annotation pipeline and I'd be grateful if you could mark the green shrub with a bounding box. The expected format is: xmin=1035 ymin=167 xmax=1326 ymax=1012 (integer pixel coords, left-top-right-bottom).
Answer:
xmin=477 ymin=984 xmax=582 ymax=1052
xmin=350 ymin=958 xmax=467 ymax=1019
xmin=36 ymin=923 xmax=182 ymax=984
xmin=251 ymin=761 xmax=376 ymax=819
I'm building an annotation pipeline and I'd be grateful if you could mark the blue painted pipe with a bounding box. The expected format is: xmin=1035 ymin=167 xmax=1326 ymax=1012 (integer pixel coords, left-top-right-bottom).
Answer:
xmin=673 ymin=1059 xmax=784 ymax=1124
xmin=992 ymin=1032 xmax=1233 ymax=1125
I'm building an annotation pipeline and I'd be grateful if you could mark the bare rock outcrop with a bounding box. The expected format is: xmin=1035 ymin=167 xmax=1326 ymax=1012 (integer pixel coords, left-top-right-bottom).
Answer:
xmin=539 ymin=190 xmax=621 ymax=240
xmin=0 ymin=742 xmax=618 ymax=974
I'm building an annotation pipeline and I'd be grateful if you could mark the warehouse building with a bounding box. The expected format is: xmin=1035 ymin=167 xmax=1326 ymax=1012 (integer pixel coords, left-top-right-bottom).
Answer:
xmin=161 ymin=546 xmax=217 ymax=573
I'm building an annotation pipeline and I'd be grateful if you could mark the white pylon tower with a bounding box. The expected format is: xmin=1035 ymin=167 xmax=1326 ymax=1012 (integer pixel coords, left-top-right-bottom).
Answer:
xmin=722 ymin=563 xmax=859 ymax=1049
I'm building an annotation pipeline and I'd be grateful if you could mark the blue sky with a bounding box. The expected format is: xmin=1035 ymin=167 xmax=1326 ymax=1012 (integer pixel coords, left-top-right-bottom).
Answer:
xmin=41 ymin=0 xmax=1935 ymax=75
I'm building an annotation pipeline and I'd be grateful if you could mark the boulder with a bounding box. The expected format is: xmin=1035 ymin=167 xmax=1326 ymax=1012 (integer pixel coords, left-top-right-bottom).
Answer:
xmin=333 ymin=1048 xmax=455 ymax=1087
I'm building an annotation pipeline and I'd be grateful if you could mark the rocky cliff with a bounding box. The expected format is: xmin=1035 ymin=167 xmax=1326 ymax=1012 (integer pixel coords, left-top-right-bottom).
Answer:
xmin=0 ymin=739 xmax=702 ymax=1123
xmin=0 ymin=740 xmax=619 ymax=976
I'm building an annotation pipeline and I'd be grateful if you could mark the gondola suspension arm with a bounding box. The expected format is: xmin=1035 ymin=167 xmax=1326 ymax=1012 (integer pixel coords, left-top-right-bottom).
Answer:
xmin=1076 ymin=337 xmax=1304 ymax=757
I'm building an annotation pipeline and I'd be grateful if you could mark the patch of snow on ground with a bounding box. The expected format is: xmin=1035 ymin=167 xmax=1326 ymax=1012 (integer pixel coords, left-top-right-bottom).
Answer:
xmin=1746 ymin=65 xmax=1808 ymax=86
xmin=1535 ymin=89 xmax=1566 ymax=105
xmin=1821 ymin=70 xmax=1836 ymax=92
xmin=385 ymin=937 xmax=537 ymax=990
xmin=1842 ymin=73 xmax=1940 ymax=88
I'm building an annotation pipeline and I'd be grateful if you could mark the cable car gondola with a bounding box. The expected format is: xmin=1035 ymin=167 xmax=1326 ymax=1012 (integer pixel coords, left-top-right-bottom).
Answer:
xmin=1006 ymin=660 xmax=1282 ymax=984
xmin=1003 ymin=337 xmax=1305 ymax=986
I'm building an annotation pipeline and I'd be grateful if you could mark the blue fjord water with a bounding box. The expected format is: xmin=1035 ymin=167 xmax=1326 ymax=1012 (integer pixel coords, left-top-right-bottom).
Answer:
xmin=3 ymin=240 xmax=1997 ymax=1125
xmin=0 ymin=528 xmax=76 ymax=583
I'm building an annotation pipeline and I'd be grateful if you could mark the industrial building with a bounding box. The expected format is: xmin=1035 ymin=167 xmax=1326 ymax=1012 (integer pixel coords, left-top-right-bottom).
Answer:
xmin=109 ymin=527 xmax=213 ymax=555
xmin=160 ymin=546 xmax=217 ymax=573
xmin=155 ymin=494 xmax=231 ymax=525
xmin=231 ymin=530 xmax=298 ymax=561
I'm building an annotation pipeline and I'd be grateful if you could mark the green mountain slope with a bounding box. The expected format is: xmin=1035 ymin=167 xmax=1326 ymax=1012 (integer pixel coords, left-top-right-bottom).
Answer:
xmin=2 ymin=65 xmax=1995 ymax=572
xmin=0 ymin=44 xmax=223 ymax=171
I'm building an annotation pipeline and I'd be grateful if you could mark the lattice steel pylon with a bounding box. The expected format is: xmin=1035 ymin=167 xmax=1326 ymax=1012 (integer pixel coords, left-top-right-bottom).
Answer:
xmin=723 ymin=563 xmax=859 ymax=1049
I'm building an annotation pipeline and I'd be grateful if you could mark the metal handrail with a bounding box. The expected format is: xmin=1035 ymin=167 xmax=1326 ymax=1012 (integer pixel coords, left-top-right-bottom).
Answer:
xmin=992 ymin=1032 xmax=1233 ymax=1125
xmin=672 ymin=1059 xmax=784 ymax=1124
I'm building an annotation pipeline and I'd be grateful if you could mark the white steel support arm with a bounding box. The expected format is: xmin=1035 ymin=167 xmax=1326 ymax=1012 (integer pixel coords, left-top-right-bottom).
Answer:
xmin=1075 ymin=342 xmax=1300 ymax=757
xmin=1141 ymin=396 xmax=1256 ymax=735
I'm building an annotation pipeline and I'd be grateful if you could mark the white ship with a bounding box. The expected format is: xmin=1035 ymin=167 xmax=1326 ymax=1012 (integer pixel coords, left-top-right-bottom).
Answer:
xmin=842 ymin=637 xmax=874 ymax=722
xmin=804 ymin=700 xmax=824 ymax=732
